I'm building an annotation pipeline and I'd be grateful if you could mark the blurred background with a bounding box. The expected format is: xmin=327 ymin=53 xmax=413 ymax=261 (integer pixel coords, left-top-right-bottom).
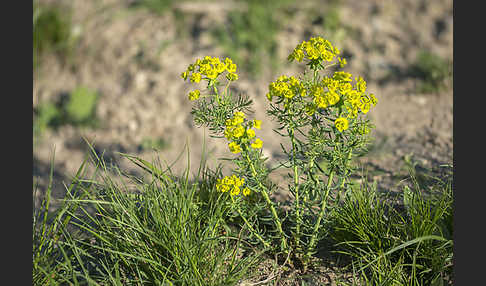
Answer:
xmin=33 ymin=0 xmax=453 ymax=208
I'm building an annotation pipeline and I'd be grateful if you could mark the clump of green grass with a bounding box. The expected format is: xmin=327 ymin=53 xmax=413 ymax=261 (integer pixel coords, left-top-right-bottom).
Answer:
xmin=33 ymin=102 xmax=62 ymax=138
xmin=128 ymin=0 xmax=177 ymax=15
xmin=138 ymin=137 xmax=170 ymax=151
xmin=64 ymin=86 xmax=99 ymax=126
xmin=410 ymin=50 xmax=452 ymax=94
xmin=32 ymin=143 xmax=261 ymax=285
xmin=33 ymin=2 xmax=77 ymax=69
xmin=327 ymin=166 xmax=453 ymax=285
xmin=34 ymin=86 xmax=100 ymax=139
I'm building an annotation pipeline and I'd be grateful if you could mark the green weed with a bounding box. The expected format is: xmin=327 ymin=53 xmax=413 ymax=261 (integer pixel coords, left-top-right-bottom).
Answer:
xmin=33 ymin=2 xmax=78 ymax=69
xmin=33 ymin=143 xmax=261 ymax=285
xmin=211 ymin=0 xmax=294 ymax=78
xmin=65 ymin=86 xmax=99 ymax=126
xmin=328 ymin=166 xmax=453 ymax=285
xmin=410 ymin=50 xmax=452 ymax=94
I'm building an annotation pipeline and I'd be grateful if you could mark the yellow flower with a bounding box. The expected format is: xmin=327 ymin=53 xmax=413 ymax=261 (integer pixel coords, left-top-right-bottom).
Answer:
xmin=356 ymin=76 xmax=367 ymax=93
xmin=246 ymin=128 xmax=255 ymax=138
xmin=369 ymin=93 xmax=378 ymax=106
xmin=242 ymin=187 xmax=251 ymax=196
xmin=253 ymin=119 xmax=262 ymax=129
xmin=190 ymin=72 xmax=202 ymax=83
xmin=338 ymin=82 xmax=352 ymax=94
xmin=233 ymin=111 xmax=245 ymax=123
xmin=326 ymin=91 xmax=340 ymax=106
xmin=228 ymin=142 xmax=242 ymax=153
xmin=216 ymin=178 xmax=230 ymax=193
xmin=226 ymin=72 xmax=238 ymax=81
xmin=230 ymin=185 xmax=240 ymax=197
xmin=338 ymin=57 xmax=347 ymax=68
xmin=181 ymin=71 xmax=188 ymax=80
xmin=224 ymin=128 xmax=233 ymax=140
xmin=335 ymin=117 xmax=349 ymax=132
xmin=347 ymin=90 xmax=360 ymax=104
xmin=227 ymin=63 xmax=237 ymax=73
xmin=234 ymin=111 xmax=245 ymax=117
xmin=232 ymin=175 xmax=244 ymax=187
xmin=206 ymin=69 xmax=218 ymax=79
xmin=215 ymin=62 xmax=226 ymax=74
xmin=188 ymin=89 xmax=200 ymax=101
xmin=232 ymin=125 xmax=245 ymax=138
xmin=251 ymin=138 xmax=263 ymax=149
xmin=359 ymin=95 xmax=371 ymax=114
xmin=313 ymin=94 xmax=328 ymax=109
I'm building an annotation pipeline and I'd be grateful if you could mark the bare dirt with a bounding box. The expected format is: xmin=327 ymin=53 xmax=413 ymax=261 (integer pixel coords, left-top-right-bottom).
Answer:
xmin=33 ymin=0 xmax=452 ymax=283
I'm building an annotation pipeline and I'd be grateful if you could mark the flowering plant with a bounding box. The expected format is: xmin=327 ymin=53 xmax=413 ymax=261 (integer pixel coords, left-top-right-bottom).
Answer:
xmin=181 ymin=36 xmax=377 ymax=270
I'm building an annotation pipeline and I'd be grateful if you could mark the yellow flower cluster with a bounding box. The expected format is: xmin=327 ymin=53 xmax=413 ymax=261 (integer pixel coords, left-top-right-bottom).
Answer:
xmin=224 ymin=111 xmax=263 ymax=153
xmin=269 ymin=38 xmax=378 ymax=133
xmin=337 ymin=75 xmax=378 ymax=119
xmin=287 ymin=36 xmax=342 ymax=64
xmin=216 ymin=174 xmax=251 ymax=197
xmin=266 ymin=75 xmax=305 ymax=102
xmin=334 ymin=117 xmax=349 ymax=132
xmin=181 ymin=56 xmax=239 ymax=100
xmin=181 ymin=56 xmax=238 ymax=82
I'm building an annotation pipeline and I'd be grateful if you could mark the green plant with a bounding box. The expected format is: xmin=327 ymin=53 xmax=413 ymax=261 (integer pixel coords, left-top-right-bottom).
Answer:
xmin=211 ymin=0 xmax=294 ymax=77
xmin=328 ymin=166 xmax=453 ymax=285
xmin=129 ymin=0 xmax=176 ymax=15
xmin=139 ymin=137 xmax=170 ymax=151
xmin=65 ymin=86 xmax=99 ymax=126
xmin=33 ymin=142 xmax=261 ymax=285
xmin=33 ymin=101 xmax=62 ymax=138
xmin=33 ymin=2 xmax=76 ymax=68
xmin=411 ymin=50 xmax=452 ymax=93
xmin=180 ymin=36 xmax=378 ymax=271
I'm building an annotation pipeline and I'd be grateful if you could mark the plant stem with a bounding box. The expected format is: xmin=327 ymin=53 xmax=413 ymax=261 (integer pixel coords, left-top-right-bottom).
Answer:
xmin=305 ymin=169 xmax=334 ymax=259
xmin=289 ymin=127 xmax=302 ymax=251
xmin=244 ymin=153 xmax=288 ymax=252
xmin=232 ymin=196 xmax=271 ymax=249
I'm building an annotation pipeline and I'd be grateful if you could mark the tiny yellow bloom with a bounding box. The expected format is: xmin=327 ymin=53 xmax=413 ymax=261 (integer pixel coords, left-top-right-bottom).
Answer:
xmin=233 ymin=112 xmax=245 ymax=123
xmin=181 ymin=71 xmax=188 ymax=80
xmin=326 ymin=91 xmax=340 ymax=106
xmin=230 ymin=185 xmax=240 ymax=197
xmin=335 ymin=117 xmax=349 ymax=132
xmin=313 ymin=94 xmax=328 ymax=109
xmin=232 ymin=175 xmax=244 ymax=187
xmin=242 ymin=187 xmax=251 ymax=196
xmin=188 ymin=89 xmax=200 ymax=101
xmin=251 ymin=138 xmax=263 ymax=149
xmin=190 ymin=72 xmax=202 ymax=83
xmin=253 ymin=119 xmax=262 ymax=129
xmin=226 ymin=63 xmax=237 ymax=73
xmin=232 ymin=125 xmax=245 ymax=138
xmin=228 ymin=142 xmax=242 ymax=154
xmin=356 ymin=76 xmax=367 ymax=93
xmin=226 ymin=72 xmax=238 ymax=81
xmin=206 ymin=69 xmax=218 ymax=79
xmin=369 ymin=93 xmax=378 ymax=106
xmin=338 ymin=57 xmax=347 ymax=68
xmin=246 ymin=128 xmax=255 ymax=138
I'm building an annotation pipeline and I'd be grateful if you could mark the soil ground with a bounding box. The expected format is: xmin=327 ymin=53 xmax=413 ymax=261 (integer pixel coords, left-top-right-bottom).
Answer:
xmin=33 ymin=0 xmax=453 ymax=284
